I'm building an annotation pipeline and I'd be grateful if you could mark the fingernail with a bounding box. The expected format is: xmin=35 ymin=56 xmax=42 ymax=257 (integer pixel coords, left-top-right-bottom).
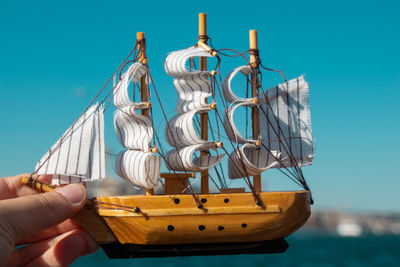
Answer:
xmin=56 ymin=184 xmax=86 ymax=204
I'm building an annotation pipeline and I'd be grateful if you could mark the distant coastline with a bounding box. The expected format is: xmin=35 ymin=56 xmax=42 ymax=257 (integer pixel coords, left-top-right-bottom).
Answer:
xmin=301 ymin=210 xmax=400 ymax=236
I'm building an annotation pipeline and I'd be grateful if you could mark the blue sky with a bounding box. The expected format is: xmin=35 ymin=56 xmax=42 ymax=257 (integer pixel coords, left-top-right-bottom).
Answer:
xmin=0 ymin=0 xmax=399 ymax=212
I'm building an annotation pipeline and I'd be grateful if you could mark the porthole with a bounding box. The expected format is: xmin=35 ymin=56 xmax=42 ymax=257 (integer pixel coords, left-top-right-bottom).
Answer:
xmin=199 ymin=225 xmax=206 ymax=231
xmin=167 ymin=225 xmax=174 ymax=231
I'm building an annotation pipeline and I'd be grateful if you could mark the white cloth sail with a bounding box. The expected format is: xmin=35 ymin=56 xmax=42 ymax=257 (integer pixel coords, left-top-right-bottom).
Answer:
xmin=164 ymin=46 xmax=224 ymax=171
xmin=171 ymin=74 xmax=212 ymax=114
xmin=115 ymin=150 xmax=161 ymax=188
xmin=164 ymin=46 xmax=213 ymax=77
xmin=222 ymin=65 xmax=253 ymax=103
xmin=222 ymin=65 xmax=279 ymax=179
xmin=113 ymin=63 xmax=148 ymax=108
xmin=165 ymin=143 xmax=224 ymax=172
xmin=223 ymin=100 xmax=258 ymax=144
xmin=165 ymin=47 xmax=214 ymax=114
xmin=114 ymin=105 xmax=153 ymax=152
xmin=222 ymin=65 xmax=314 ymax=179
xmin=113 ymin=62 xmax=161 ymax=188
xmin=259 ymin=75 xmax=314 ymax=167
xmin=228 ymin=144 xmax=280 ymax=178
xmin=35 ymin=104 xmax=106 ymax=185
xmin=165 ymin=108 xmax=210 ymax=148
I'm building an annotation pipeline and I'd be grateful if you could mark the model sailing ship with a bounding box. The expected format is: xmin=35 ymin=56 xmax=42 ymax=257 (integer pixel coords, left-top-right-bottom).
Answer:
xmin=22 ymin=13 xmax=314 ymax=258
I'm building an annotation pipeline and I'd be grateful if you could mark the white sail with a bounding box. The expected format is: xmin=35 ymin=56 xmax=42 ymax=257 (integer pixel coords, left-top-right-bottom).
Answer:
xmin=165 ymin=108 xmax=210 ymax=148
xmin=35 ymin=104 xmax=106 ymax=185
xmin=223 ymin=100 xmax=258 ymax=144
xmin=114 ymin=63 xmax=161 ymax=188
xmin=259 ymin=75 xmax=313 ymax=167
xmin=223 ymin=67 xmax=314 ymax=179
xmin=222 ymin=65 xmax=259 ymax=144
xmin=114 ymin=105 xmax=153 ymax=152
xmin=222 ymin=65 xmax=253 ymax=103
xmin=165 ymin=47 xmax=214 ymax=114
xmin=164 ymin=47 xmax=213 ymax=77
xmin=222 ymin=65 xmax=280 ymax=179
xmin=113 ymin=63 xmax=148 ymax=107
xmin=164 ymin=46 xmax=224 ymax=172
xmin=115 ymin=150 xmax=161 ymax=188
xmin=228 ymin=144 xmax=280 ymax=178
xmin=165 ymin=143 xmax=224 ymax=172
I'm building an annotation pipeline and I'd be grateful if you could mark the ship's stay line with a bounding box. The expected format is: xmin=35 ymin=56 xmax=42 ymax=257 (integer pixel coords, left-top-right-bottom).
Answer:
xmin=30 ymin=35 xmax=314 ymax=209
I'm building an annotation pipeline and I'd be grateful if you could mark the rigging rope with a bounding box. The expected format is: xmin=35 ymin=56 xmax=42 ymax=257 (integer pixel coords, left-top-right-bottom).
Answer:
xmin=32 ymin=41 xmax=142 ymax=179
xmin=214 ymin=46 xmax=312 ymax=201
xmin=146 ymin=70 xmax=203 ymax=208
xmin=31 ymin=36 xmax=313 ymax=207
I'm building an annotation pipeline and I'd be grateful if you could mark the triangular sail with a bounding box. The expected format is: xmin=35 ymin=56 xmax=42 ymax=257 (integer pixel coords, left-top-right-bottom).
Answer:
xmin=113 ymin=63 xmax=161 ymax=188
xmin=35 ymin=104 xmax=106 ymax=185
xmin=164 ymin=47 xmax=224 ymax=172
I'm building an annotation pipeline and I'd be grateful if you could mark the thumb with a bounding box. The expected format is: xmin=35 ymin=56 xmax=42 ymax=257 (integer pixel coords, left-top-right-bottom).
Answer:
xmin=0 ymin=183 xmax=86 ymax=245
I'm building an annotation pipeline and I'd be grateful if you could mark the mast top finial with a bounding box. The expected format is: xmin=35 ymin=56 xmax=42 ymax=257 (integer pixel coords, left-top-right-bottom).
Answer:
xmin=136 ymin=32 xmax=147 ymax=64
xmin=136 ymin=32 xmax=145 ymax=40
xmin=249 ymin=30 xmax=259 ymax=68
xmin=199 ymin=13 xmax=207 ymax=42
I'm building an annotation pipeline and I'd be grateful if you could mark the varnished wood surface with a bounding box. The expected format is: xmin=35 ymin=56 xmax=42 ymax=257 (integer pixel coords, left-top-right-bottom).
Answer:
xmin=20 ymin=178 xmax=310 ymax=246
xmin=249 ymin=30 xmax=262 ymax=193
xmin=136 ymin=31 xmax=155 ymax=196
xmin=198 ymin=13 xmax=207 ymax=42
xmin=94 ymin=191 xmax=311 ymax=245
xmin=97 ymin=204 xmax=280 ymax=217
xmin=197 ymin=41 xmax=218 ymax=56
xmin=219 ymin=188 xmax=245 ymax=193
xmin=249 ymin=30 xmax=258 ymax=67
xmin=160 ymin=172 xmax=194 ymax=194
xmin=20 ymin=176 xmax=54 ymax=192
xmin=199 ymin=13 xmax=209 ymax=195
xmin=72 ymin=201 xmax=117 ymax=244
xmin=163 ymin=177 xmax=189 ymax=195
xmin=160 ymin=172 xmax=195 ymax=179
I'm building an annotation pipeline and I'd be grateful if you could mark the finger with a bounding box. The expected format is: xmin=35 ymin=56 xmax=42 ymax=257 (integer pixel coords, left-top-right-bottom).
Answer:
xmin=0 ymin=174 xmax=53 ymax=200
xmin=8 ymin=230 xmax=63 ymax=267
xmin=0 ymin=183 xmax=86 ymax=246
xmin=8 ymin=229 xmax=98 ymax=267
xmin=26 ymin=229 xmax=98 ymax=267
xmin=17 ymin=219 xmax=78 ymax=245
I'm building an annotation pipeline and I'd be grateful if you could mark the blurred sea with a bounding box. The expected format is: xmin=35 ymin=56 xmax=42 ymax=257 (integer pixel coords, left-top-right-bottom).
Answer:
xmin=72 ymin=234 xmax=400 ymax=266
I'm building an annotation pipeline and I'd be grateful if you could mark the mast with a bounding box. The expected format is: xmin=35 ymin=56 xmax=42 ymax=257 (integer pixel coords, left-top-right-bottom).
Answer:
xmin=249 ymin=30 xmax=261 ymax=193
xmin=137 ymin=32 xmax=155 ymax=196
xmin=163 ymin=13 xmax=223 ymax=195
xmin=198 ymin=13 xmax=209 ymax=194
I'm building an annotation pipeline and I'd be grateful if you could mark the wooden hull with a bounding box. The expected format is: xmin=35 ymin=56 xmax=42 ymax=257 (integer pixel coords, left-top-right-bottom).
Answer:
xmin=77 ymin=191 xmax=311 ymax=246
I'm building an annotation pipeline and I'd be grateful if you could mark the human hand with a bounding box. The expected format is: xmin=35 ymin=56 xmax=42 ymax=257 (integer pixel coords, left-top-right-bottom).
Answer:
xmin=0 ymin=174 xmax=98 ymax=267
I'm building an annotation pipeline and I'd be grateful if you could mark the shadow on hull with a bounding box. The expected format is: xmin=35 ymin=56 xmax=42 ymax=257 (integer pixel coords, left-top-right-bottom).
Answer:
xmin=101 ymin=238 xmax=289 ymax=258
